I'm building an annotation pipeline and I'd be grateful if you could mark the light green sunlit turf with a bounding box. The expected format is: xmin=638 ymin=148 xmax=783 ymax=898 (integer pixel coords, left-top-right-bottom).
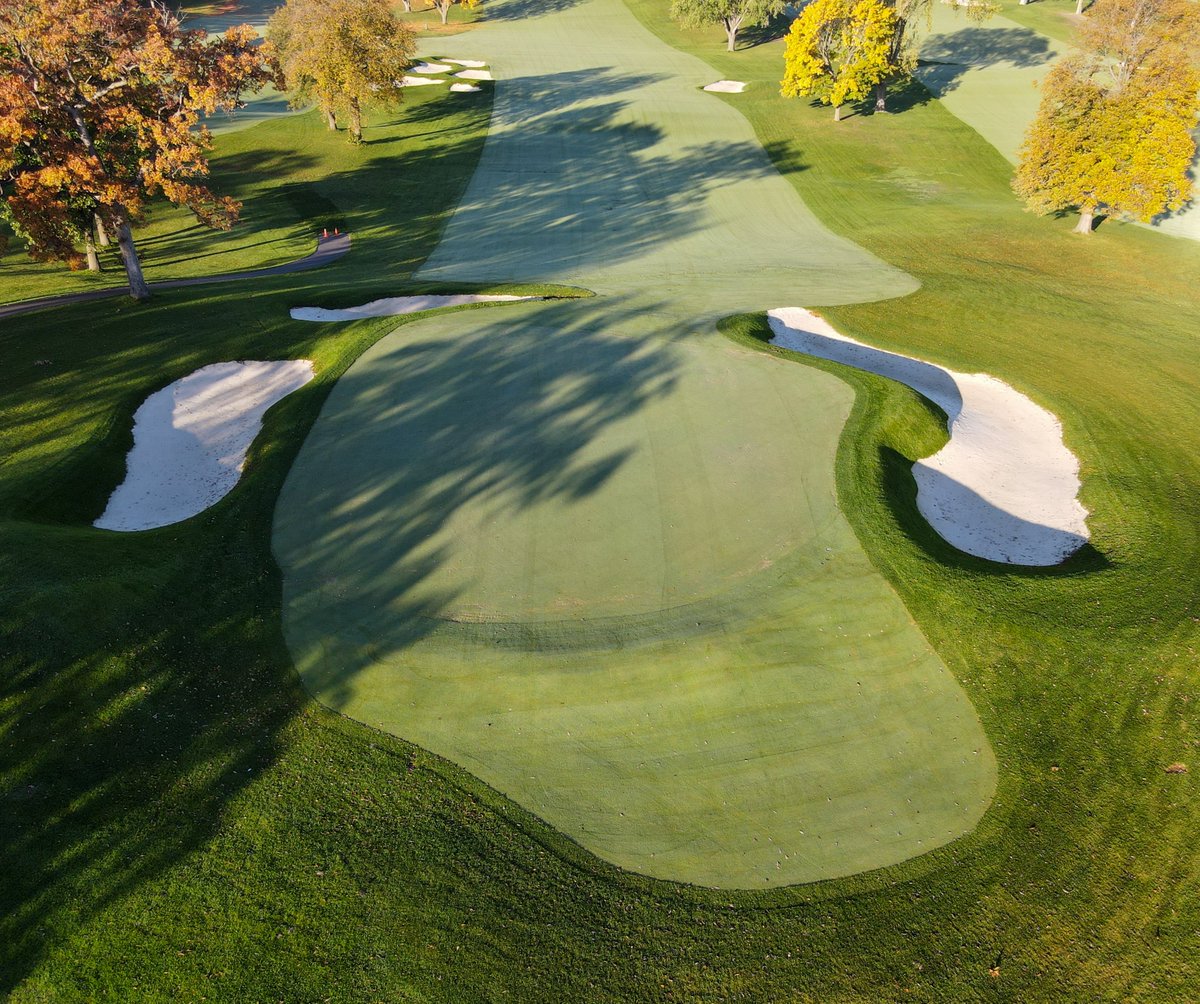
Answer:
xmin=274 ymin=0 xmax=993 ymax=888
xmin=914 ymin=0 xmax=1199 ymax=241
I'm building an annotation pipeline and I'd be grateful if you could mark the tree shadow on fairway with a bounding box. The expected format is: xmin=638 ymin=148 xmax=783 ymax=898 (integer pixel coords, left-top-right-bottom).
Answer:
xmin=275 ymin=295 xmax=683 ymax=706
xmin=416 ymin=67 xmax=799 ymax=283
xmin=738 ymin=11 xmax=795 ymax=48
xmin=482 ymin=0 xmax=588 ymax=22
xmin=0 ymin=270 xmax=682 ymax=990
xmin=917 ymin=27 xmax=1055 ymax=96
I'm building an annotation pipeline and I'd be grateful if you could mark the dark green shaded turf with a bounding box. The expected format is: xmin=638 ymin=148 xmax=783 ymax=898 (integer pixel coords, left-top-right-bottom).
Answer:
xmin=3 ymin=0 xmax=1200 ymax=999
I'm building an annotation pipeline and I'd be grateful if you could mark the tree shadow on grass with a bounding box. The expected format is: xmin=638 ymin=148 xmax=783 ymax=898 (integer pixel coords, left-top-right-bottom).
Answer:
xmin=481 ymin=0 xmax=587 ymax=22
xmin=0 ymin=270 xmax=681 ymax=992
xmin=917 ymin=27 xmax=1054 ymax=96
xmin=408 ymin=68 xmax=799 ymax=281
xmin=738 ymin=11 xmax=795 ymax=48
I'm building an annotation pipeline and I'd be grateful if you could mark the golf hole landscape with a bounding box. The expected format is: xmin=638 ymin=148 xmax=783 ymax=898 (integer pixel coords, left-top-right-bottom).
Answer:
xmin=4 ymin=0 xmax=1199 ymax=998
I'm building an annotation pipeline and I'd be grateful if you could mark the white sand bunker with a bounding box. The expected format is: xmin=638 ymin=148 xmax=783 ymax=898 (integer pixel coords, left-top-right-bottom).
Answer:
xmin=445 ymin=59 xmax=487 ymax=68
xmin=704 ymin=80 xmax=748 ymax=93
xmin=95 ymin=361 xmax=314 ymax=532
xmin=768 ymin=308 xmax=1090 ymax=565
xmin=455 ymin=69 xmax=493 ymax=81
xmin=451 ymin=83 xmax=481 ymax=93
xmin=290 ymin=293 xmax=537 ymax=322
xmin=401 ymin=75 xmax=445 ymax=87
xmin=412 ymin=61 xmax=453 ymax=73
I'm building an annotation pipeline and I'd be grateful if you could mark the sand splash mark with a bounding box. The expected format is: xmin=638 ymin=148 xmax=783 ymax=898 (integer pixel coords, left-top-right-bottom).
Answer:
xmin=768 ymin=307 xmax=1089 ymax=565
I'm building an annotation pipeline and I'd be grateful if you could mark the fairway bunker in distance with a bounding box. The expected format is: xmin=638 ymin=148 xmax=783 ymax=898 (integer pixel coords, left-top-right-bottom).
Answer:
xmin=401 ymin=75 xmax=445 ymax=87
xmin=451 ymin=83 xmax=482 ymax=93
xmin=455 ymin=69 xmax=494 ymax=81
xmin=768 ymin=308 xmax=1089 ymax=565
xmin=444 ymin=58 xmax=487 ymax=67
xmin=412 ymin=61 xmax=453 ymax=73
xmin=290 ymin=293 xmax=538 ymax=322
xmin=703 ymin=80 xmax=747 ymax=93
xmin=96 ymin=360 xmax=313 ymax=532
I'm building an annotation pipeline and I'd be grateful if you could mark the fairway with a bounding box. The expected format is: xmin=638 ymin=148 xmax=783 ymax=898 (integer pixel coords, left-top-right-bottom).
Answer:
xmin=916 ymin=1 xmax=1200 ymax=241
xmin=274 ymin=0 xmax=994 ymax=887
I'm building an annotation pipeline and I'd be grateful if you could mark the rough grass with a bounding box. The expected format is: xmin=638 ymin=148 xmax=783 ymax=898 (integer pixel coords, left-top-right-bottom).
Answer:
xmin=2 ymin=0 xmax=1199 ymax=1001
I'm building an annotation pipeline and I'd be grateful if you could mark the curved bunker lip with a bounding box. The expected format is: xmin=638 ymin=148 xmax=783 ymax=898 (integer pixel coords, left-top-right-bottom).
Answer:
xmin=290 ymin=293 xmax=539 ymax=323
xmin=95 ymin=360 xmax=314 ymax=532
xmin=768 ymin=306 xmax=1090 ymax=566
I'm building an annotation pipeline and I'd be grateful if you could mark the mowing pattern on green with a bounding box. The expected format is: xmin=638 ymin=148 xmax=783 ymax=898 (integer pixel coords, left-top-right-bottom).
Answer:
xmin=915 ymin=1 xmax=1199 ymax=241
xmin=275 ymin=0 xmax=995 ymax=888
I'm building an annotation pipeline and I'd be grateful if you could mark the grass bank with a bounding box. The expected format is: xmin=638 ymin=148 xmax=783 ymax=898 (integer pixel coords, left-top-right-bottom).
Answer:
xmin=2 ymin=2 xmax=1199 ymax=1002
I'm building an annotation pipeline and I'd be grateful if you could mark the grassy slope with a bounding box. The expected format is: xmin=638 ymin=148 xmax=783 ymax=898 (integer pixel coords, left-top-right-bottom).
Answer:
xmin=627 ymin=0 xmax=1200 ymax=994
xmin=1 ymin=6 xmax=1198 ymax=1004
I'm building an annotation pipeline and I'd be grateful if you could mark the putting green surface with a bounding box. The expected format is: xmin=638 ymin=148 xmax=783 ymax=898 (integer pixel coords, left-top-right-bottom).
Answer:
xmin=274 ymin=0 xmax=994 ymax=887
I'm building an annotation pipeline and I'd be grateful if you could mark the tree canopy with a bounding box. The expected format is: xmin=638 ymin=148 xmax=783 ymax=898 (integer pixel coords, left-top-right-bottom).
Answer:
xmin=432 ymin=0 xmax=482 ymax=27
xmin=269 ymin=0 xmax=417 ymax=145
xmin=669 ymin=0 xmax=786 ymax=51
xmin=0 ymin=0 xmax=274 ymax=298
xmin=1013 ymin=0 xmax=1199 ymax=234
xmin=781 ymin=0 xmax=899 ymax=120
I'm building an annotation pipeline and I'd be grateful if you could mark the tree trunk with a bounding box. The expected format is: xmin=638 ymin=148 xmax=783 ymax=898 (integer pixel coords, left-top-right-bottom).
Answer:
xmin=401 ymin=0 xmax=411 ymax=9
xmin=85 ymin=235 xmax=101 ymax=272
xmin=348 ymin=97 xmax=363 ymax=144
xmin=1075 ymin=0 xmax=1084 ymax=12
xmin=724 ymin=16 xmax=740 ymax=51
xmin=1074 ymin=207 xmax=1095 ymax=234
xmin=94 ymin=213 xmax=110 ymax=247
xmin=833 ymin=103 xmax=842 ymax=121
xmin=324 ymin=104 xmax=338 ymax=130
xmin=115 ymin=216 xmax=150 ymax=299
xmin=875 ymin=17 xmax=908 ymax=113
xmin=439 ymin=1 xmax=450 ymax=24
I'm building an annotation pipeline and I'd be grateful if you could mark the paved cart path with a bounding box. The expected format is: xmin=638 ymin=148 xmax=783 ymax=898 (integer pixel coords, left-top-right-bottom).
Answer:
xmin=0 ymin=234 xmax=350 ymax=322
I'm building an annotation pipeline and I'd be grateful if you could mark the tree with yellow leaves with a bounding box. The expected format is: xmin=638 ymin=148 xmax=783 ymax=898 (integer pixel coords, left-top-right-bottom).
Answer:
xmin=269 ymin=0 xmax=416 ymax=145
xmin=0 ymin=0 xmax=276 ymax=299
xmin=1013 ymin=0 xmax=1199 ymax=234
xmin=781 ymin=0 xmax=899 ymax=121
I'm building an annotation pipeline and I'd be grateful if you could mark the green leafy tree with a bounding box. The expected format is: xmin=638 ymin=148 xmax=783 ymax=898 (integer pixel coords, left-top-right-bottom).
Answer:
xmin=432 ymin=0 xmax=481 ymax=26
xmin=1013 ymin=0 xmax=1199 ymax=234
xmin=669 ymin=0 xmax=786 ymax=51
xmin=269 ymin=0 xmax=416 ymax=144
xmin=781 ymin=0 xmax=898 ymax=120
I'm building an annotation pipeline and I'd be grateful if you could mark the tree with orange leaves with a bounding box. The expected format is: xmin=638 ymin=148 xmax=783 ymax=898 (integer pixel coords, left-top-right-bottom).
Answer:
xmin=0 ymin=0 xmax=277 ymax=300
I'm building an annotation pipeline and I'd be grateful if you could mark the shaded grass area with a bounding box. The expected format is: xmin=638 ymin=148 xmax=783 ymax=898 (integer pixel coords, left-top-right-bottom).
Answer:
xmin=2 ymin=4 xmax=1199 ymax=1004
xmin=0 ymin=114 xmax=336 ymax=305
xmin=628 ymin=0 xmax=1200 ymax=996
xmin=275 ymin=297 xmax=993 ymax=888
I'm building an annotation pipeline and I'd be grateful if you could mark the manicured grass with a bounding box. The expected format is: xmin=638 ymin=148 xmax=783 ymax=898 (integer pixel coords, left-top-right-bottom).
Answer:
xmin=2 ymin=0 xmax=1199 ymax=1002
xmin=0 ymin=100 xmax=336 ymax=304
xmin=277 ymin=299 xmax=993 ymax=887
xmin=276 ymin=0 xmax=990 ymax=889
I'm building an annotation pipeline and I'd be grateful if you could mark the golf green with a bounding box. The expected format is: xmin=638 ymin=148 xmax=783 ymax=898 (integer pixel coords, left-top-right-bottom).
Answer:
xmin=274 ymin=0 xmax=995 ymax=887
